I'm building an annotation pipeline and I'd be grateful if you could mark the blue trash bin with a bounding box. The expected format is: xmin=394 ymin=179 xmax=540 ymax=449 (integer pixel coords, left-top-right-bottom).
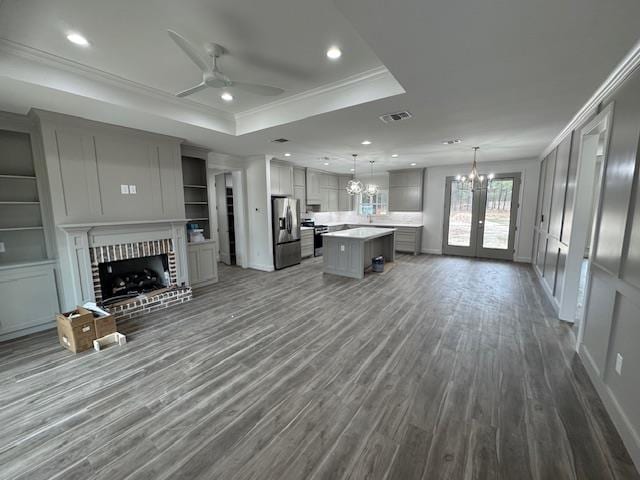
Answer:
xmin=372 ymin=256 xmax=385 ymax=273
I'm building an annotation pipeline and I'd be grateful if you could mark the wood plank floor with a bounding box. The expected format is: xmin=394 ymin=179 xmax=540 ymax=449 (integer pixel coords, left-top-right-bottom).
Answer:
xmin=0 ymin=254 xmax=638 ymax=480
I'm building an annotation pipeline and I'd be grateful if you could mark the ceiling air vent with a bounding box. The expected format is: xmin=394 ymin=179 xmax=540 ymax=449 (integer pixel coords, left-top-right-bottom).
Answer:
xmin=271 ymin=138 xmax=289 ymax=143
xmin=379 ymin=111 xmax=412 ymax=124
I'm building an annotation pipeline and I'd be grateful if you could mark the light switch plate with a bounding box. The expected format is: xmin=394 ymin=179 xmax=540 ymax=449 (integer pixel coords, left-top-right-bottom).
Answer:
xmin=340 ymin=245 xmax=345 ymax=252
xmin=615 ymin=353 xmax=623 ymax=375
xmin=0 ymin=242 xmax=5 ymax=253
xmin=129 ymin=185 xmax=137 ymax=194
xmin=120 ymin=184 xmax=130 ymax=194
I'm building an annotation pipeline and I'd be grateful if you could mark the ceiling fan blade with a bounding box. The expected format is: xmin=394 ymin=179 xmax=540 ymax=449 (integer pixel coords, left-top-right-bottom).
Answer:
xmin=176 ymin=82 xmax=208 ymax=97
xmin=231 ymin=81 xmax=284 ymax=96
xmin=167 ymin=30 xmax=210 ymax=72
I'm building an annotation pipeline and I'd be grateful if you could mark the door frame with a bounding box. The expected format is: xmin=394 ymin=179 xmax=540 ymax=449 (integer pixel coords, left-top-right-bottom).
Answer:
xmin=442 ymin=172 xmax=521 ymax=260
xmin=558 ymin=103 xmax=613 ymax=331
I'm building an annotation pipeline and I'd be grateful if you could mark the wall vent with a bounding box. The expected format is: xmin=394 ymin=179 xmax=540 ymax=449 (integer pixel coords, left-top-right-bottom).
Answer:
xmin=271 ymin=138 xmax=289 ymax=143
xmin=379 ymin=111 xmax=412 ymax=124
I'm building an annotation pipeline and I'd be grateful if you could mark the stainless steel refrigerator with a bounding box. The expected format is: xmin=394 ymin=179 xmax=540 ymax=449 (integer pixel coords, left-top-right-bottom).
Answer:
xmin=272 ymin=196 xmax=301 ymax=270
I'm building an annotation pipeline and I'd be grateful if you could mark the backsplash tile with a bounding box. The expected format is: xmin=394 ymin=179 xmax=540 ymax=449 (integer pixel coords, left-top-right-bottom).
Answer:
xmin=304 ymin=211 xmax=422 ymax=225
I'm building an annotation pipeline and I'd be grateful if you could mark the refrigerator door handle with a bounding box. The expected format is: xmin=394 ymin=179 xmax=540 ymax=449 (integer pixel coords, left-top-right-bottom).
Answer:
xmin=286 ymin=205 xmax=292 ymax=234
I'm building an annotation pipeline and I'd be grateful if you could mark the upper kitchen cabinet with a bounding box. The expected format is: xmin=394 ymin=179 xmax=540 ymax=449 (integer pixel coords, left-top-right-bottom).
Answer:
xmin=388 ymin=168 xmax=424 ymax=211
xmin=306 ymin=168 xmax=322 ymax=204
xmin=270 ymin=160 xmax=293 ymax=196
xmin=338 ymin=175 xmax=354 ymax=211
xmin=293 ymin=167 xmax=306 ymax=212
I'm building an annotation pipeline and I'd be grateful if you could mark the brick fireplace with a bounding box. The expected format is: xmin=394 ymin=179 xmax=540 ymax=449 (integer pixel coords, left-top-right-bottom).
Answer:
xmin=58 ymin=220 xmax=192 ymax=321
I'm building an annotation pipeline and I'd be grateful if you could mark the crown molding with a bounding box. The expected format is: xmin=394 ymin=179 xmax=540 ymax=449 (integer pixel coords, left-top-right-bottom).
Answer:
xmin=234 ymin=66 xmax=393 ymax=119
xmin=540 ymin=39 xmax=640 ymax=159
xmin=0 ymin=37 xmax=235 ymax=121
xmin=0 ymin=38 xmax=404 ymax=137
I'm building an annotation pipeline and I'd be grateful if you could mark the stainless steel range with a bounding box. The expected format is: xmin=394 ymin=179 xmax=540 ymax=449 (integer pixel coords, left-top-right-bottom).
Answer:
xmin=302 ymin=220 xmax=328 ymax=257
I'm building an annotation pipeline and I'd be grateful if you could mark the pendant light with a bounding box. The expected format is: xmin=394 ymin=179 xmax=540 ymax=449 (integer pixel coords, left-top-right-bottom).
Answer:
xmin=457 ymin=147 xmax=494 ymax=192
xmin=346 ymin=154 xmax=364 ymax=196
xmin=364 ymin=160 xmax=378 ymax=198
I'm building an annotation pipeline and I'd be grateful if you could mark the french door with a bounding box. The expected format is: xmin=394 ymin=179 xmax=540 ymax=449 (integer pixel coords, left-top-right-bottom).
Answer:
xmin=442 ymin=173 xmax=520 ymax=260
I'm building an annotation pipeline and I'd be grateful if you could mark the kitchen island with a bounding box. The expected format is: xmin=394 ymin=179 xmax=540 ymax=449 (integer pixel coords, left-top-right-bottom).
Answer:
xmin=322 ymin=227 xmax=396 ymax=279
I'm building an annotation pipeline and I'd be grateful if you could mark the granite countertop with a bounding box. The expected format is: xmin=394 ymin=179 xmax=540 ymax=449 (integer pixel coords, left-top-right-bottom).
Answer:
xmin=323 ymin=222 xmax=423 ymax=228
xmin=301 ymin=226 xmax=314 ymax=231
xmin=322 ymin=227 xmax=397 ymax=240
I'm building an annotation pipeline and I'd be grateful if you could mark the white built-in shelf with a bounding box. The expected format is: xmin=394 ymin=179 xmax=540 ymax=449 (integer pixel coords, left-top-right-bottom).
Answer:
xmin=184 ymin=184 xmax=207 ymax=189
xmin=0 ymin=201 xmax=40 ymax=205
xmin=0 ymin=174 xmax=37 ymax=180
xmin=0 ymin=226 xmax=44 ymax=232
xmin=185 ymin=201 xmax=208 ymax=205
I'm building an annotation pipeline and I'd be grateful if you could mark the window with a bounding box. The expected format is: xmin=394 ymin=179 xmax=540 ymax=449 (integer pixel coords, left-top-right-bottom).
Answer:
xmin=358 ymin=190 xmax=388 ymax=215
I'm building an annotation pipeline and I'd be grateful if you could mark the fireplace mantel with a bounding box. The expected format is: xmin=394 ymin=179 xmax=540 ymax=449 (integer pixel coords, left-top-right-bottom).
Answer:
xmin=56 ymin=219 xmax=190 ymax=310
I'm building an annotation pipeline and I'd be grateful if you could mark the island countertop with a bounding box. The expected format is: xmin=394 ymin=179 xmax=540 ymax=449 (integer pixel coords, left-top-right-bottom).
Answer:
xmin=322 ymin=227 xmax=396 ymax=241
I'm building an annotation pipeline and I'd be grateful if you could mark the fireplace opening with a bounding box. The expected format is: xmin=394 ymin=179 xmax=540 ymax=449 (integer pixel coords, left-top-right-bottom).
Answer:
xmin=98 ymin=254 xmax=170 ymax=305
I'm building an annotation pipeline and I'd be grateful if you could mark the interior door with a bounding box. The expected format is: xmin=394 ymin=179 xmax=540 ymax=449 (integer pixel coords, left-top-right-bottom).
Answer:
xmin=442 ymin=173 xmax=520 ymax=260
xmin=215 ymin=173 xmax=231 ymax=265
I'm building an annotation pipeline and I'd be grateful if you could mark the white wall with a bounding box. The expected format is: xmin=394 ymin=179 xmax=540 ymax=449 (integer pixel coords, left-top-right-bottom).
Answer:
xmin=422 ymin=158 xmax=540 ymax=262
xmin=245 ymin=155 xmax=274 ymax=271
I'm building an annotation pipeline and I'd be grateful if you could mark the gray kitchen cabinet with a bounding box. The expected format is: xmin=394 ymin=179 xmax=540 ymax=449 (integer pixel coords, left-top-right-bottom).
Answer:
xmin=394 ymin=226 xmax=422 ymax=255
xmin=293 ymin=167 xmax=305 ymax=187
xmin=187 ymin=240 xmax=218 ymax=288
xmin=338 ymin=175 xmax=353 ymax=211
xmin=301 ymin=228 xmax=314 ymax=258
xmin=294 ymin=185 xmax=306 ymax=212
xmin=306 ymin=169 xmax=322 ymax=204
xmin=325 ymin=174 xmax=339 ymax=189
xmin=270 ymin=161 xmax=293 ymax=196
xmin=328 ymin=189 xmax=339 ymax=211
xmin=388 ymin=168 xmax=424 ymax=211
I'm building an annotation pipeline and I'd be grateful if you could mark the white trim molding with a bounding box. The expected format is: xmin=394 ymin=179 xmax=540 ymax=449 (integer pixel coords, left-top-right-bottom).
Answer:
xmin=540 ymin=39 xmax=640 ymax=159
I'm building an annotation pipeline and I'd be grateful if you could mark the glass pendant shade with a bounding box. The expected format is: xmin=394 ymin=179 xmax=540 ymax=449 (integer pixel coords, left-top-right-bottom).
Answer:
xmin=346 ymin=178 xmax=363 ymax=195
xmin=346 ymin=153 xmax=363 ymax=196
xmin=364 ymin=160 xmax=378 ymax=198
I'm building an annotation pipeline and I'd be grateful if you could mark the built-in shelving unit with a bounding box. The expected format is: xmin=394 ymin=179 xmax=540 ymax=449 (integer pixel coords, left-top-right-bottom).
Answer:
xmin=0 ymin=129 xmax=47 ymax=265
xmin=181 ymin=154 xmax=211 ymax=241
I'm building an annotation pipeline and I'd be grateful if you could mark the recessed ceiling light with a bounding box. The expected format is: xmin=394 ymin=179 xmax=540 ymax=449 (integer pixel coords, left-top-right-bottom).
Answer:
xmin=391 ymin=154 xmax=399 ymax=158
xmin=326 ymin=46 xmax=342 ymax=60
xmin=410 ymin=162 xmax=417 ymax=166
xmin=221 ymin=92 xmax=233 ymax=102
xmin=350 ymin=168 xmax=355 ymax=172
xmin=66 ymin=32 xmax=90 ymax=47
xmin=442 ymin=139 xmax=462 ymax=145
xmin=361 ymin=140 xmax=372 ymax=145
xmin=284 ymin=153 xmax=291 ymax=157
xmin=324 ymin=162 xmax=329 ymax=166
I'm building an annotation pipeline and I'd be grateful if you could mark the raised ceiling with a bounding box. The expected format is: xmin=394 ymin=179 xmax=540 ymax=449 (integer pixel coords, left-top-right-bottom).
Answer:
xmin=1 ymin=0 xmax=639 ymax=172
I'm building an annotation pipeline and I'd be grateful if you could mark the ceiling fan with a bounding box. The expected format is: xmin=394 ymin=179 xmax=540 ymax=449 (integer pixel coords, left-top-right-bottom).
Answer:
xmin=167 ymin=30 xmax=285 ymax=98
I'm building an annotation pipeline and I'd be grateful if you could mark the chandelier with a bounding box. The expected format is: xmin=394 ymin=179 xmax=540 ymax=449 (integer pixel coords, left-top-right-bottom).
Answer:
xmin=345 ymin=154 xmax=364 ymax=196
xmin=457 ymin=146 xmax=494 ymax=191
xmin=364 ymin=160 xmax=378 ymax=198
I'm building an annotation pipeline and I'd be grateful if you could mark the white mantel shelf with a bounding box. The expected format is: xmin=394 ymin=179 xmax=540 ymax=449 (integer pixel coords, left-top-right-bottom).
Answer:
xmin=58 ymin=218 xmax=189 ymax=230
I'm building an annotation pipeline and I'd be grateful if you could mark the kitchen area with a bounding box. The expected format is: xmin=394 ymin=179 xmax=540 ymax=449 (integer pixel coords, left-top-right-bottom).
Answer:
xmin=270 ymin=158 xmax=424 ymax=278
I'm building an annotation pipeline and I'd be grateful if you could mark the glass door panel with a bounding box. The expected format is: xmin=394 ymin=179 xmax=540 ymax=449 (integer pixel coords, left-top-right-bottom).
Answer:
xmin=447 ymin=181 xmax=473 ymax=247
xmin=482 ymin=178 xmax=514 ymax=250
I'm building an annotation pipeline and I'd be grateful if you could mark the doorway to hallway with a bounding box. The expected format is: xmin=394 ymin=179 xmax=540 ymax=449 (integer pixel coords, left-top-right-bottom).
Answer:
xmin=442 ymin=173 xmax=521 ymax=260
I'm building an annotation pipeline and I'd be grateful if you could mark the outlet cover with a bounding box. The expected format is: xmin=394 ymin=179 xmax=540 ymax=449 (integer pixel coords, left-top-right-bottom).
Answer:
xmin=120 ymin=184 xmax=129 ymax=194
xmin=615 ymin=353 xmax=623 ymax=375
xmin=0 ymin=241 xmax=5 ymax=253
xmin=129 ymin=185 xmax=137 ymax=194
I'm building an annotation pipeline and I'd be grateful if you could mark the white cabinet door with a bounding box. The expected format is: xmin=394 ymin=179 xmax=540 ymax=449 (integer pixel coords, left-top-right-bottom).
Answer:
xmin=328 ymin=189 xmax=339 ymax=211
xmin=320 ymin=188 xmax=330 ymax=211
xmin=326 ymin=174 xmax=339 ymax=189
xmin=279 ymin=165 xmax=293 ymax=195
xmin=188 ymin=242 xmax=218 ymax=287
xmin=293 ymin=167 xmax=305 ymax=187
xmin=270 ymin=164 xmax=280 ymax=195
xmin=294 ymin=185 xmax=305 ymax=211
xmin=339 ymin=191 xmax=352 ymax=211
xmin=307 ymin=170 xmax=321 ymax=203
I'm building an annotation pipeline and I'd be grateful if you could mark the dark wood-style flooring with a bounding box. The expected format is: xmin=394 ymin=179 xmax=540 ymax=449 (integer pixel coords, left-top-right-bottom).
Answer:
xmin=0 ymin=255 xmax=638 ymax=480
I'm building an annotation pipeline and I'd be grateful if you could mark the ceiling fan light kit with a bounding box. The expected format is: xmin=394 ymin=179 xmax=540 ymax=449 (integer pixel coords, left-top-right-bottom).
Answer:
xmin=167 ymin=30 xmax=284 ymax=100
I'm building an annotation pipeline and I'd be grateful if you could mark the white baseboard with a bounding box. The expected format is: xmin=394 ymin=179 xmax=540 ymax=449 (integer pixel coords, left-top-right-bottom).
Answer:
xmin=0 ymin=321 xmax=55 ymax=343
xmin=248 ymin=262 xmax=274 ymax=272
xmin=515 ymin=256 xmax=532 ymax=263
xmin=421 ymin=248 xmax=442 ymax=255
xmin=580 ymin=344 xmax=640 ymax=470
xmin=533 ymin=264 xmax=560 ymax=314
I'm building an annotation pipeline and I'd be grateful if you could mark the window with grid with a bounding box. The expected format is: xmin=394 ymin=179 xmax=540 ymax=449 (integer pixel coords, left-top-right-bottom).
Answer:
xmin=358 ymin=190 xmax=388 ymax=215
